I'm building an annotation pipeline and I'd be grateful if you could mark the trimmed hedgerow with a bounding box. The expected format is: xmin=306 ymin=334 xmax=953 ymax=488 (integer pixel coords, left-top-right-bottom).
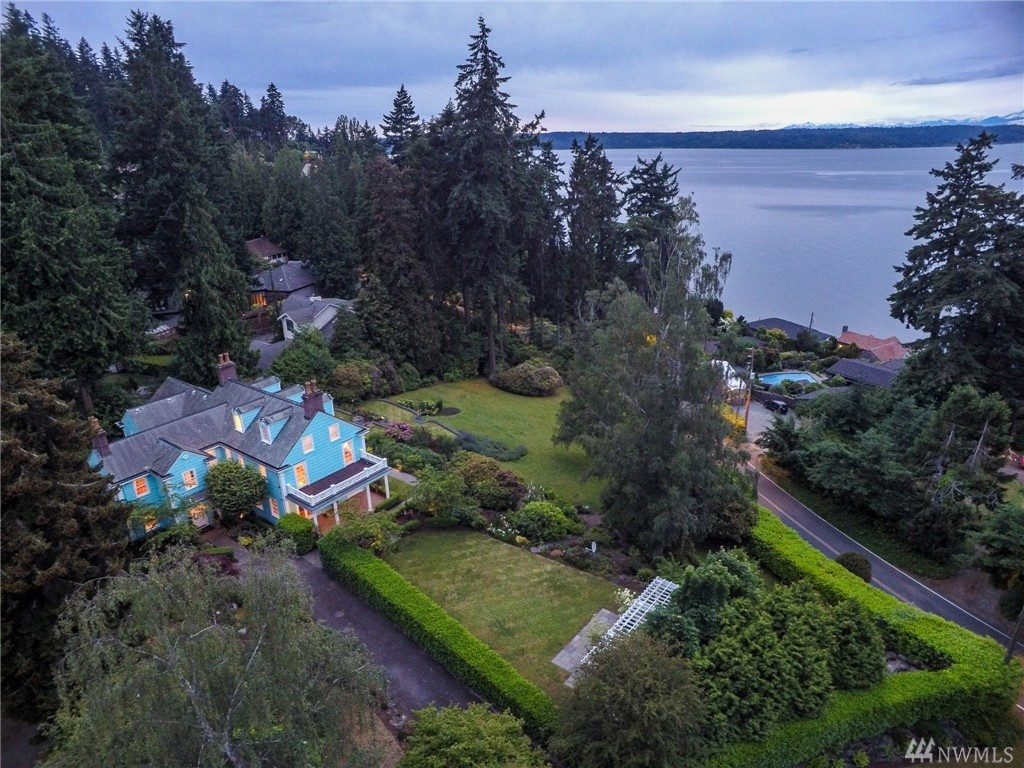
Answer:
xmin=277 ymin=513 xmax=316 ymax=554
xmin=705 ymin=507 xmax=1023 ymax=768
xmin=317 ymin=532 xmax=557 ymax=738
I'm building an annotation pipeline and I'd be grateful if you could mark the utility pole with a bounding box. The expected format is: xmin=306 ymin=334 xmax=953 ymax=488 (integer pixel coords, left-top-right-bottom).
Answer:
xmin=743 ymin=348 xmax=754 ymax=432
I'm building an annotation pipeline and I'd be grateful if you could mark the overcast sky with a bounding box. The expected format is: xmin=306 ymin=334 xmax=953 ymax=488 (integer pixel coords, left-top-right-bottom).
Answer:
xmin=17 ymin=1 xmax=1024 ymax=131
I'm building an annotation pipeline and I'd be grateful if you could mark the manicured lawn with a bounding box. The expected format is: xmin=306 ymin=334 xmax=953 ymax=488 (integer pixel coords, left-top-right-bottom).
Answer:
xmin=371 ymin=379 xmax=602 ymax=506
xmin=386 ymin=530 xmax=619 ymax=697
xmin=760 ymin=457 xmax=959 ymax=579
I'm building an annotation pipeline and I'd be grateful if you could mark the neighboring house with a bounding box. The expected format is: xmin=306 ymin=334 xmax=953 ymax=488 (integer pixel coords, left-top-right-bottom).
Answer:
xmin=249 ymin=259 xmax=316 ymax=308
xmin=245 ymin=236 xmax=288 ymax=266
xmin=837 ymin=327 xmax=908 ymax=364
xmin=747 ymin=317 xmax=832 ymax=343
xmin=278 ymin=293 xmax=354 ymax=340
xmin=89 ymin=353 xmax=390 ymax=537
xmin=827 ymin=358 xmax=902 ymax=389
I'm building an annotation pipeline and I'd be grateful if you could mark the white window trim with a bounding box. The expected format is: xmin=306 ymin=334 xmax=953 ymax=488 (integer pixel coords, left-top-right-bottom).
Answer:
xmin=269 ymin=498 xmax=280 ymax=518
xmin=302 ymin=435 xmax=314 ymax=453
xmin=294 ymin=462 xmax=308 ymax=487
xmin=182 ymin=469 xmax=198 ymax=489
xmin=329 ymin=423 xmax=340 ymax=442
xmin=133 ymin=477 xmax=149 ymax=497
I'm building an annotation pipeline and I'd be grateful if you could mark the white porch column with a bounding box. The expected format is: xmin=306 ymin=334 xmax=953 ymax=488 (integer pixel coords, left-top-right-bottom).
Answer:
xmin=383 ymin=474 xmax=391 ymax=500
xmin=333 ymin=500 xmax=340 ymax=525
xmin=365 ymin=485 xmax=372 ymax=511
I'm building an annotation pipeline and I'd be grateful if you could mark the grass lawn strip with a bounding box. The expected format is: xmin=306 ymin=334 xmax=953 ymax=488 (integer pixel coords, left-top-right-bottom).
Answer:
xmin=370 ymin=379 xmax=602 ymax=506
xmin=385 ymin=530 xmax=619 ymax=697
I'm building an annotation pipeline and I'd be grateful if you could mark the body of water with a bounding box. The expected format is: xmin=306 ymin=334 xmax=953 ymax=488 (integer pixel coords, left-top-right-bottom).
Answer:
xmin=555 ymin=145 xmax=1024 ymax=340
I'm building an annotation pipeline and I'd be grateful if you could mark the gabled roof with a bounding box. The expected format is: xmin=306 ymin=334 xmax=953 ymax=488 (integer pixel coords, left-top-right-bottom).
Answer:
xmin=245 ymin=236 xmax=287 ymax=260
xmin=278 ymin=296 xmax=346 ymax=328
xmin=101 ymin=375 xmax=356 ymax=484
xmin=747 ymin=317 xmax=832 ymax=342
xmin=837 ymin=330 xmax=908 ymax=363
xmin=827 ymin=358 xmax=899 ymax=388
xmin=251 ymin=260 xmax=315 ymax=294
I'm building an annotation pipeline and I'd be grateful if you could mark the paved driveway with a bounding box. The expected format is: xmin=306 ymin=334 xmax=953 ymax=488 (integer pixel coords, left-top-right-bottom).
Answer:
xmin=294 ymin=551 xmax=477 ymax=719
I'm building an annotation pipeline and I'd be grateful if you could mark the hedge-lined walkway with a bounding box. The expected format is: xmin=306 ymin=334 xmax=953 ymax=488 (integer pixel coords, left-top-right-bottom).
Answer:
xmin=201 ymin=529 xmax=477 ymax=720
xmin=295 ymin=551 xmax=478 ymax=718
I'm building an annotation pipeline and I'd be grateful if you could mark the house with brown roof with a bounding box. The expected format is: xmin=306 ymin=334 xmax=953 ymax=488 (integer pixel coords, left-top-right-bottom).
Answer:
xmin=837 ymin=327 xmax=908 ymax=364
xmin=245 ymin=236 xmax=288 ymax=264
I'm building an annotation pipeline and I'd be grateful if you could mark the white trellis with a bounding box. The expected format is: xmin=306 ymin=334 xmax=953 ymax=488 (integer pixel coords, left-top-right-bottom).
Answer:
xmin=575 ymin=576 xmax=679 ymax=672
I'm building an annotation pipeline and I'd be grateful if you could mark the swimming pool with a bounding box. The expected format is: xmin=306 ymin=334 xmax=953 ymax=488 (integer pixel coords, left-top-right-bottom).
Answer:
xmin=758 ymin=371 xmax=819 ymax=387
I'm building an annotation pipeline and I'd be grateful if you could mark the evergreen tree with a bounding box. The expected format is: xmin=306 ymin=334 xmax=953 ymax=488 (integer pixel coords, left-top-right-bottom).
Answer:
xmin=257 ymin=82 xmax=289 ymax=151
xmin=261 ymin=147 xmax=308 ymax=252
xmin=890 ymin=133 xmax=1024 ymax=438
xmin=356 ymin=156 xmax=440 ymax=371
xmin=112 ymin=11 xmax=229 ymax=305
xmin=565 ymin=134 xmax=623 ymax=313
xmin=217 ymin=79 xmax=255 ymax=142
xmin=623 ymin=153 xmax=681 ymax=285
xmin=1 ymin=11 xmax=146 ymax=408
xmin=299 ymin=162 xmax=360 ymax=297
xmin=556 ymin=198 xmax=751 ymax=555
xmin=448 ymin=17 xmax=526 ymax=375
xmin=174 ymin=190 xmax=257 ymax=385
xmin=223 ymin=145 xmax=269 ymax=242
xmin=381 ymin=84 xmax=420 ymax=161
xmin=1 ymin=333 xmax=130 ymax=718
xmin=518 ymin=141 xmax=567 ymax=332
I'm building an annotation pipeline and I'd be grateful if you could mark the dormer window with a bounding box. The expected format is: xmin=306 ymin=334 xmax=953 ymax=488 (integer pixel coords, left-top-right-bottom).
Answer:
xmin=259 ymin=422 xmax=272 ymax=444
xmin=232 ymin=411 xmax=244 ymax=432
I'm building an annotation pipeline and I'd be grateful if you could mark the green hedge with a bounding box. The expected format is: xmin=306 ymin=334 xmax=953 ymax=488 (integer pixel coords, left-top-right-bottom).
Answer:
xmin=317 ymin=532 xmax=557 ymax=738
xmin=278 ymin=513 xmax=316 ymax=554
xmin=706 ymin=507 xmax=1022 ymax=768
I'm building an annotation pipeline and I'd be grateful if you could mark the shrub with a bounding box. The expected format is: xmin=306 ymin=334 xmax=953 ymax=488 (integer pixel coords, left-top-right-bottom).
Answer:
xmin=492 ymin=362 xmax=563 ymax=397
xmin=450 ymin=452 xmax=528 ymax=510
xmin=399 ymin=704 xmax=548 ymax=768
xmin=406 ymin=468 xmax=482 ymax=525
xmin=330 ymin=504 xmax=401 ymax=553
xmin=366 ymin=435 xmax=444 ymax=474
xmin=835 ymin=552 xmax=872 ymax=583
xmin=397 ymin=362 xmax=422 ymax=393
xmin=705 ymin=507 xmax=1024 ymax=768
xmin=330 ymin=360 xmax=372 ymax=403
xmin=205 ymin=462 xmax=268 ymax=526
xmin=506 ymin=501 xmax=581 ymax=542
xmin=270 ymin=328 xmax=335 ymax=386
xmin=406 ymin=425 xmax=460 ymax=457
xmin=317 ymin=536 xmax=556 ymax=737
xmin=457 ymin=431 xmax=527 ymax=461
xmin=829 ymin=600 xmax=885 ymax=690
xmin=397 ymin=398 xmax=444 ymax=416
xmin=278 ymin=513 xmax=316 ymax=554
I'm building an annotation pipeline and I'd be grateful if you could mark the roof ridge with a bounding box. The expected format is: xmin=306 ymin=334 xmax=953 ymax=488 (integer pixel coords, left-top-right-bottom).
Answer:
xmin=109 ymin=402 xmax=229 ymax=445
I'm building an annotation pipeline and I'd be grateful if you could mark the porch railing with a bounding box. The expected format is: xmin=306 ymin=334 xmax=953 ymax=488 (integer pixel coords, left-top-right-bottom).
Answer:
xmin=286 ymin=453 xmax=389 ymax=509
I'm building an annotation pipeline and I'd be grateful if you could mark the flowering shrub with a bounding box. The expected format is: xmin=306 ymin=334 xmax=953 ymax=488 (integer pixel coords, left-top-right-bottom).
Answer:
xmin=385 ymin=422 xmax=414 ymax=442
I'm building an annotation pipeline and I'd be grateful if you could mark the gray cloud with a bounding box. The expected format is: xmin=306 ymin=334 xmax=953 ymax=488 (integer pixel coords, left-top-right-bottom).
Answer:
xmin=16 ymin=1 xmax=1024 ymax=130
xmin=895 ymin=56 xmax=1024 ymax=86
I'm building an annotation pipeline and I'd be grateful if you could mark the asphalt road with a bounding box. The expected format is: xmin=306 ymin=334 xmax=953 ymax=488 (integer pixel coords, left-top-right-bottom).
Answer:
xmin=754 ymin=466 xmax=1013 ymax=646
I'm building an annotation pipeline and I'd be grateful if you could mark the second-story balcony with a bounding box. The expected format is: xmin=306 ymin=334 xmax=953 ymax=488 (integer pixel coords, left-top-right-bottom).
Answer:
xmin=285 ymin=452 xmax=389 ymax=510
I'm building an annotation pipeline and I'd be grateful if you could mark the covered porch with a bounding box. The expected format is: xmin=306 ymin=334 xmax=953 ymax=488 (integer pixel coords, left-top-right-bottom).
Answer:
xmin=285 ymin=455 xmax=392 ymax=536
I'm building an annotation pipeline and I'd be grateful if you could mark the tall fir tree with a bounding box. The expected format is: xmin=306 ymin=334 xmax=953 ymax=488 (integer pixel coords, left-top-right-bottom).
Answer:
xmin=623 ymin=153 xmax=681 ymax=286
xmin=112 ymin=10 xmax=230 ymax=305
xmin=356 ymin=156 xmax=440 ymax=371
xmin=565 ymin=134 xmax=624 ymax=313
xmin=890 ymin=133 xmax=1024 ymax=439
xmin=257 ymin=82 xmax=289 ymax=151
xmin=261 ymin=147 xmax=308 ymax=252
xmin=381 ymin=84 xmax=420 ymax=161
xmin=174 ymin=188 xmax=258 ymax=385
xmin=448 ymin=17 xmax=526 ymax=375
xmin=1 ymin=333 xmax=130 ymax=718
xmin=299 ymin=162 xmax=360 ymax=298
xmin=1 ymin=10 xmax=146 ymax=409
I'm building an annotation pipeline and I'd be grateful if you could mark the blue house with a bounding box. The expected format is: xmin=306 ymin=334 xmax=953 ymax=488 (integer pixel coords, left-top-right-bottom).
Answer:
xmin=89 ymin=353 xmax=390 ymax=536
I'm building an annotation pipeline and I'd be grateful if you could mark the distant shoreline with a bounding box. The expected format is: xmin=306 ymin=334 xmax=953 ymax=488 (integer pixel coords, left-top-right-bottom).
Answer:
xmin=543 ymin=125 xmax=1024 ymax=151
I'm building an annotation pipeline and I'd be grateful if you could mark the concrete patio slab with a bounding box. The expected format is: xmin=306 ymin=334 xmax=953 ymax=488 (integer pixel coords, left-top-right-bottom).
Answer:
xmin=552 ymin=608 xmax=618 ymax=674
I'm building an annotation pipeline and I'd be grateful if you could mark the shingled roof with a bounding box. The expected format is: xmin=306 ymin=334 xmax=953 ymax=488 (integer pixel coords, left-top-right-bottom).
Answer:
xmin=245 ymin=236 xmax=287 ymax=261
xmin=827 ymin=358 xmax=899 ymax=388
xmin=747 ymin=317 xmax=832 ymax=342
xmin=837 ymin=329 xmax=908 ymax=364
xmin=251 ymin=260 xmax=315 ymax=294
xmin=100 ymin=376 xmax=354 ymax=483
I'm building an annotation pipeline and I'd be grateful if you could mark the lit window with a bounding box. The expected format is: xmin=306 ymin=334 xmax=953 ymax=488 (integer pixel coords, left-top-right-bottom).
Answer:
xmin=144 ymin=515 xmax=158 ymax=532
xmin=253 ymin=294 xmax=267 ymax=308
xmin=182 ymin=469 xmax=198 ymax=489
xmin=232 ymin=412 xmax=243 ymax=432
xmin=237 ymin=455 xmax=245 ymax=466
xmin=294 ymin=462 xmax=308 ymax=486
xmin=342 ymin=441 xmax=354 ymax=464
xmin=328 ymin=423 xmax=340 ymax=442
xmin=133 ymin=476 xmax=149 ymax=497
xmin=225 ymin=449 xmax=233 ymax=460
xmin=302 ymin=435 xmax=314 ymax=453
xmin=258 ymin=465 xmax=267 ymax=478
xmin=269 ymin=498 xmax=280 ymax=518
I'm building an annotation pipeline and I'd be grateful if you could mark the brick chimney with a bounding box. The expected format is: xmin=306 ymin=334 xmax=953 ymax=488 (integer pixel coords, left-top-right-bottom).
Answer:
xmin=89 ymin=416 xmax=111 ymax=457
xmin=302 ymin=379 xmax=324 ymax=420
xmin=216 ymin=352 xmax=237 ymax=385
